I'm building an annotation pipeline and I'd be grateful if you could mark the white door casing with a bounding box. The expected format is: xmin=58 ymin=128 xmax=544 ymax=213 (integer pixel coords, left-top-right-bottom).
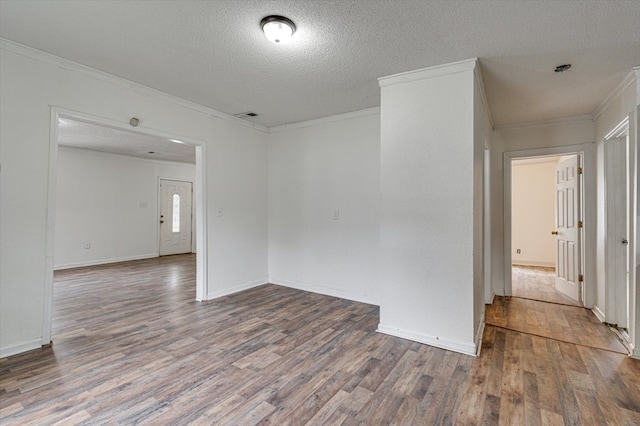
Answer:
xmin=554 ymin=156 xmax=581 ymax=302
xmin=160 ymin=179 xmax=193 ymax=256
xmin=604 ymin=131 xmax=631 ymax=329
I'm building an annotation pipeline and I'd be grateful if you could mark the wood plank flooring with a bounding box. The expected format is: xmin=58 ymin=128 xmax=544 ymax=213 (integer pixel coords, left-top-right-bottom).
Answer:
xmin=2 ymin=254 xmax=639 ymax=424
xmin=512 ymin=265 xmax=581 ymax=306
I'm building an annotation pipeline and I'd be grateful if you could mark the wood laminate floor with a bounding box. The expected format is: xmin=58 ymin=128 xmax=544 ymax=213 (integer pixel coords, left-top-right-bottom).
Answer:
xmin=2 ymin=255 xmax=639 ymax=424
xmin=512 ymin=265 xmax=581 ymax=306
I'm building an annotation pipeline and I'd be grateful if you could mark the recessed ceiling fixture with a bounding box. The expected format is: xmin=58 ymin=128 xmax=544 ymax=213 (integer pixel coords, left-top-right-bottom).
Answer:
xmin=554 ymin=64 xmax=572 ymax=73
xmin=261 ymin=15 xmax=296 ymax=44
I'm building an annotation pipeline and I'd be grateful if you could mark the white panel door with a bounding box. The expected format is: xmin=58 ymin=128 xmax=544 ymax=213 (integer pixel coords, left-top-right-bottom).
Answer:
xmin=554 ymin=156 xmax=580 ymax=302
xmin=159 ymin=179 xmax=192 ymax=256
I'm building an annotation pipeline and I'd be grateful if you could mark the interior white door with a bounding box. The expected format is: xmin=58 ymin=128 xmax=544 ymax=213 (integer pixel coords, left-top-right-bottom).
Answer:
xmin=605 ymin=137 xmax=629 ymax=328
xmin=554 ymin=156 xmax=581 ymax=302
xmin=159 ymin=179 xmax=192 ymax=256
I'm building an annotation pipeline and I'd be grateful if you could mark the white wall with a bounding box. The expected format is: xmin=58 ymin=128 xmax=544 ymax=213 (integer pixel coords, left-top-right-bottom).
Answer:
xmin=268 ymin=111 xmax=380 ymax=304
xmin=511 ymin=160 xmax=557 ymax=267
xmin=55 ymin=147 xmax=196 ymax=269
xmin=490 ymin=119 xmax=595 ymax=301
xmin=377 ymin=60 xmax=480 ymax=355
xmin=0 ymin=41 xmax=268 ymax=356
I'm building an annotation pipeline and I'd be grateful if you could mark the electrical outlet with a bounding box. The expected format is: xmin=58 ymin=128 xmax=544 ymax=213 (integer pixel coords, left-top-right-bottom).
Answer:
xmin=516 ymin=249 xmax=521 ymax=254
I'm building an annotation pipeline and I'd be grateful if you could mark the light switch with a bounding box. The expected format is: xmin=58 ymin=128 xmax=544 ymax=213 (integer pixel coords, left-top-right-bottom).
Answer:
xmin=84 ymin=242 xmax=91 ymax=249
xmin=216 ymin=208 xmax=223 ymax=217
xmin=332 ymin=210 xmax=340 ymax=220
xmin=139 ymin=202 xmax=148 ymax=208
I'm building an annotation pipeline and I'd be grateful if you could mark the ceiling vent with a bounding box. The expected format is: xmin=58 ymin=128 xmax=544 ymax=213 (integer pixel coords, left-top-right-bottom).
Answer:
xmin=234 ymin=112 xmax=259 ymax=119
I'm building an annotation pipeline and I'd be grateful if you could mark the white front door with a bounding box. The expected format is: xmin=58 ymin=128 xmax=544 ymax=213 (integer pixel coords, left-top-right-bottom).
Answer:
xmin=159 ymin=179 xmax=192 ymax=256
xmin=554 ymin=156 xmax=581 ymax=302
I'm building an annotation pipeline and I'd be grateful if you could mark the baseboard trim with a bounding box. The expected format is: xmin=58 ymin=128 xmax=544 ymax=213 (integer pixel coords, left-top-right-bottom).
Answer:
xmin=592 ymin=305 xmax=606 ymax=323
xmin=512 ymin=260 xmax=555 ymax=268
xmin=376 ymin=323 xmax=478 ymax=357
xmin=54 ymin=253 xmax=159 ymax=270
xmin=206 ymin=278 xmax=268 ymax=300
xmin=270 ymin=278 xmax=378 ymax=306
xmin=0 ymin=339 xmax=42 ymax=358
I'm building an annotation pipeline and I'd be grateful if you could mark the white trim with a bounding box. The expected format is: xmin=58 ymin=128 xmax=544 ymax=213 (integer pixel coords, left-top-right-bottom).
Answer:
xmin=592 ymin=72 xmax=636 ymax=121
xmin=474 ymin=310 xmax=486 ymax=357
xmin=604 ymin=116 xmax=630 ymax=140
xmin=57 ymin=145 xmax=196 ymax=167
xmin=378 ymin=58 xmax=478 ymax=87
xmin=632 ymin=346 xmax=640 ymax=360
xmin=194 ymin=144 xmax=208 ymax=301
xmin=268 ymin=107 xmax=380 ymax=133
xmin=592 ymin=305 xmax=606 ymax=323
xmin=1 ymin=38 xmax=268 ymax=133
xmin=512 ymin=260 xmax=555 ymax=268
xmin=503 ymin=143 xmax=596 ymax=308
xmin=474 ymin=61 xmax=494 ymax=130
xmin=54 ymin=253 xmax=159 ymax=270
xmin=376 ymin=324 xmax=478 ymax=357
xmin=207 ymin=279 xmax=268 ymax=299
xmin=0 ymin=339 xmax=42 ymax=358
xmin=494 ymin=115 xmax=593 ymax=131
xmin=270 ymin=278 xmax=379 ymax=306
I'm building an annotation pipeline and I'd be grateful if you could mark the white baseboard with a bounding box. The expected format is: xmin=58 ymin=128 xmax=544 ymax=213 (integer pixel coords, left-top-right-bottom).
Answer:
xmin=54 ymin=253 xmax=159 ymax=270
xmin=592 ymin=305 xmax=606 ymax=323
xmin=206 ymin=278 xmax=269 ymax=300
xmin=0 ymin=339 xmax=42 ymax=358
xmin=376 ymin=323 xmax=478 ymax=357
xmin=632 ymin=345 xmax=640 ymax=360
xmin=270 ymin=278 xmax=378 ymax=306
xmin=485 ymin=291 xmax=495 ymax=305
xmin=512 ymin=260 xmax=555 ymax=268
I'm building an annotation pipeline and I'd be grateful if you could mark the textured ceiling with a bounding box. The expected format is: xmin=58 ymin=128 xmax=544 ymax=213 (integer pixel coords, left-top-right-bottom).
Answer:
xmin=58 ymin=118 xmax=195 ymax=164
xmin=1 ymin=0 xmax=639 ymax=128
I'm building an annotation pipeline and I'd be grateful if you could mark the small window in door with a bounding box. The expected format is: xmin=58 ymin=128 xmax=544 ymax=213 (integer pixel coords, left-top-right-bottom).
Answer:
xmin=172 ymin=193 xmax=180 ymax=232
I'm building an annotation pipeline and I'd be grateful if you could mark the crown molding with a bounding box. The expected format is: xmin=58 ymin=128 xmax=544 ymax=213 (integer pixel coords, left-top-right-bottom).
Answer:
xmin=268 ymin=107 xmax=381 ymax=133
xmin=378 ymin=58 xmax=478 ymax=88
xmin=591 ymin=71 xmax=636 ymax=121
xmin=474 ymin=60 xmax=494 ymax=130
xmin=494 ymin=114 xmax=593 ymax=131
xmin=0 ymin=38 xmax=269 ymax=133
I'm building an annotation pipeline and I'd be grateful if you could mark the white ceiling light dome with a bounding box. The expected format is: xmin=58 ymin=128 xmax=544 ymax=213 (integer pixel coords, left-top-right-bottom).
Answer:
xmin=260 ymin=15 xmax=296 ymax=44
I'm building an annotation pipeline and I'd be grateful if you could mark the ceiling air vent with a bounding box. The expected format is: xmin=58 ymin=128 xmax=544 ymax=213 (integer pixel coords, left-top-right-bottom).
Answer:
xmin=234 ymin=112 xmax=259 ymax=119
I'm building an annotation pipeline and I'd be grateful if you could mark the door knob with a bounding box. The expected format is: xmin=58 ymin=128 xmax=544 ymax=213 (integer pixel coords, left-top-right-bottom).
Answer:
xmin=160 ymin=220 xmax=164 ymax=224
xmin=551 ymin=231 xmax=558 ymax=235
xmin=622 ymin=238 xmax=628 ymax=245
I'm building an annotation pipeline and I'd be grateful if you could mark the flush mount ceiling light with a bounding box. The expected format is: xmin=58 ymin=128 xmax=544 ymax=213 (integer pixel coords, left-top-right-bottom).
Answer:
xmin=261 ymin=15 xmax=296 ymax=44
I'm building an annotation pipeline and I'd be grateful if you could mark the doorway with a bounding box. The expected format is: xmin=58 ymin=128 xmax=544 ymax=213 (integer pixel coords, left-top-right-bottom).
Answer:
xmin=604 ymin=117 xmax=632 ymax=340
xmin=503 ymin=143 xmax=595 ymax=308
xmin=43 ymin=107 xmax=209 ymax=345
xmin=510 ymin=154 xmax=583 ymax=306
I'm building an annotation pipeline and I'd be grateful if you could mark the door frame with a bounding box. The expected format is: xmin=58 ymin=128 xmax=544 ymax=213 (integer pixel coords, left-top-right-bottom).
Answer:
xmin=604 ymin=117 xmax=633 ymax=332
xmin=158 ymin=178 xmax=195 ymax=255
xmin=43 ymin=106 xmax=209 ymax=346
xmin=503 ymin=142 xmax=596 ymax=308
